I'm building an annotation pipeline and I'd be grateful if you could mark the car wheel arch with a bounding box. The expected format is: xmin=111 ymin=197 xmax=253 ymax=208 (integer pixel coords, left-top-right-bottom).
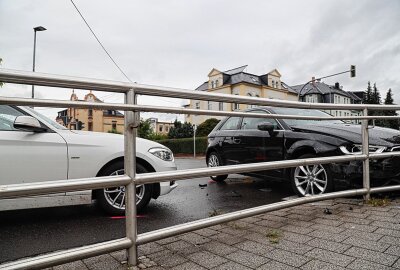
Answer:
xmin=92 ymin=156 xmax=159 ymax=199
xmin=287 ymin=140 xmax=337 ymax=159
xmin=206 ymin=147 xmax=225 ymax=164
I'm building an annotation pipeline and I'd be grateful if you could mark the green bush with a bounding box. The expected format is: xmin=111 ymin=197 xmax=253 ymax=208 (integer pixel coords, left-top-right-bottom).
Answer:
xmin=196 ymin=118 xmax=220 ymax=136
xmin=157 ymin=137 xmax=208 ymax=154
xmin=148 ymin=133 xmax=168 ymax=141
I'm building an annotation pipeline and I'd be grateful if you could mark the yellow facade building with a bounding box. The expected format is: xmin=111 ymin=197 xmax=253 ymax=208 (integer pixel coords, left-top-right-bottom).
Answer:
xmin=148 ymin=118 xmax=174 ymax=135
xmin=185 ymin=65 xmax=298 ymax=125
xmin=56 ymin=91 xmax=125 ymax=134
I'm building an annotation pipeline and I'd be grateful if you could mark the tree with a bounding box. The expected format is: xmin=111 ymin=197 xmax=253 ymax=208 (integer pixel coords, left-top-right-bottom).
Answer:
xmin=371 ymin=83 xmax=381 ymax=104
xmin=363 ymin=81 xmax=373 ymax=104
xmin=138 ymin=119 xmax=153 ymax=139
xmin=383 ymin=88 xmax=399 ymax=130
xmin=168 ymin=119 xmax=194 ymax=139
xmin=196 ymin=118 xmax=220 ymax=136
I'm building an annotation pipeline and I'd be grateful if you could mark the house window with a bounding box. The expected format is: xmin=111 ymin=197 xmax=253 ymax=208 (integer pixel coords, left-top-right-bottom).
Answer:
xmin=159 ymin=125 xmax=163 ymax=132
xmin=112 ymin=121 xmax=117 ymax=130
xmin=88 ymin=122 xmax=93 ymax=131
xmin=215 ymin=80 xmax=219 ymax=87
xmin=88 ymin=109 xmax=93 ymax=117
xmin=219 ymin=102 xmax=223 ymax=111
xmin=195 ymin=102 xmax=200 ymax=109
xmin=272 ymin=80 xmax=275 ymax=88
xmin=208 ymin=101 xmax=212 ymax=110
xmin=211 ymin=81 xmax=214 ymax=88
xmin=166 ymin=126 xmax=169 ymax=132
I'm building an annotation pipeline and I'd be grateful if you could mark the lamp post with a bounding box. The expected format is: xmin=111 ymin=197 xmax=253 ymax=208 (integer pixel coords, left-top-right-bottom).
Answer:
xmin=32 ymin=26 xmax=47 ymax=99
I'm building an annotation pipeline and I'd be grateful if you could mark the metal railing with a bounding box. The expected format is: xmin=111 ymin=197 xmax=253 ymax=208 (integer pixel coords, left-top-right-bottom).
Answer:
xmin=0 ymin=68 xmax=400 ymax=269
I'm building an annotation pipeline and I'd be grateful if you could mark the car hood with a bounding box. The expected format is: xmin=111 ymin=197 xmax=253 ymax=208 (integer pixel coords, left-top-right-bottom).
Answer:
xmin=290 ymin=123 xmax=400 ymax=147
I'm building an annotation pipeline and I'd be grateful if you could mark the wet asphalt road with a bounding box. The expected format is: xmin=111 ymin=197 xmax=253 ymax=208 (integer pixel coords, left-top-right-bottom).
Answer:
xmin=0 ymin=158 xmax=293 ymax=263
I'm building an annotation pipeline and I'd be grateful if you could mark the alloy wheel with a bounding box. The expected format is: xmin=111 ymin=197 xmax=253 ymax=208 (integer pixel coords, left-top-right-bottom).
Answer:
xmin=103 ymin=169 xmax=145 ymax=210
xmin=294 ymin=164 xmax=328 ymax=196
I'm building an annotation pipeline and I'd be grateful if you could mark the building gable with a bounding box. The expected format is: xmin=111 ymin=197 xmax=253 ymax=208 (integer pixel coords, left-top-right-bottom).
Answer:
xmin=208 ymin=68 xmax=222 ymax=77
xmin=268 ymin=69 xmax=282 ymax=78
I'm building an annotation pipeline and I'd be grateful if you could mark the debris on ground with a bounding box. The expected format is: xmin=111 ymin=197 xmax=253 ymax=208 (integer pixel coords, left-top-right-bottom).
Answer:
xmin=199 ymin=184 xmax=207 ymax=189
xmin=323 ymin=208 xmax=332 ymax=215
xmin=230 ymin=190 xmax=242 ymax=197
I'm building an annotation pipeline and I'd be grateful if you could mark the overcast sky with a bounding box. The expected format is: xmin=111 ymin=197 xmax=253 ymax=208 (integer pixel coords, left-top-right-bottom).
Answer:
xmin=1 ymin=0 xmax=399 ymax=121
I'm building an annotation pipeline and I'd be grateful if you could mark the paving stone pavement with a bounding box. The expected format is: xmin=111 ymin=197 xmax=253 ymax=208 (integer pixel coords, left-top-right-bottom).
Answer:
xmin=36 ymin=198 xmax=400 ymax=269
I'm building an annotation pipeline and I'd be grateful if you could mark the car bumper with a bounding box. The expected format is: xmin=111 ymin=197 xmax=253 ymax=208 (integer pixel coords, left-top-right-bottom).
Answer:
xmin=153 ymin=159 xmax=178 ymax=196
xmin=331 ymin=156 xmax=400 ymax=186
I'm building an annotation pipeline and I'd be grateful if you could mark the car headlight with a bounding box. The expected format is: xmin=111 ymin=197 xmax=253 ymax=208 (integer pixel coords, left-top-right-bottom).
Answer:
xmin=339 ymin=144 xmax=386 ymax=155
xmin=148 ymin=147 xmax=174 ymax=161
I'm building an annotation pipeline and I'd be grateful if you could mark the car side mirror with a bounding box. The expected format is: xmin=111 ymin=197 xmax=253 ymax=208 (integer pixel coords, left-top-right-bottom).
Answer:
xmin=257 ymin=122 xmax=275 ymax=136
xmin=14 ymin=116 xmax=46 ymax=132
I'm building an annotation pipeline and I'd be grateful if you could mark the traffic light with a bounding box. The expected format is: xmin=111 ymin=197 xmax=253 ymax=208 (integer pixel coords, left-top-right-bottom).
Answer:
xmin=350 ymin=65 xmax=356 ymax=78
xmin=77 ymin=121 xmax=85 ymax=130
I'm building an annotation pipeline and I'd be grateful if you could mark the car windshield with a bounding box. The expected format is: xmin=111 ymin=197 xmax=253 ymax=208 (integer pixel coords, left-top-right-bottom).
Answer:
xmin=272 ymin=107 xmax=344 ymax=126
xmin=24 ymin=107 xmax=68 ymax=130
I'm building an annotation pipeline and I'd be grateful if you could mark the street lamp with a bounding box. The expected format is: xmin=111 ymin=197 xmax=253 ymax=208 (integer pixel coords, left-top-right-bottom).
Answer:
xmin=297 ymin=65 xmax=356 ymax=101
xmin=32 ymin=26 xmax=47 ymax=99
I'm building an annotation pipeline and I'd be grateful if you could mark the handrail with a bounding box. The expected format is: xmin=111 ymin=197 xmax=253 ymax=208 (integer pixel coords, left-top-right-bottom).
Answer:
xmin=2 ymin=68 xmax=400 ymax=110
xmin=1 ymin=68 xmax=400 ymax=269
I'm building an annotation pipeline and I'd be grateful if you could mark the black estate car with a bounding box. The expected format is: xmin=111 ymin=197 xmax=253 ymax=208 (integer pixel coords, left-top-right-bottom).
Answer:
xmin=206 ymin=107 xmax=400 ymax=196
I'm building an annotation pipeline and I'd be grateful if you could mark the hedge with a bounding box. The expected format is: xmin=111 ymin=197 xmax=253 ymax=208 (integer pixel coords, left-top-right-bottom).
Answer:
xmin=156 ymin=137 xmax=208 ymax=154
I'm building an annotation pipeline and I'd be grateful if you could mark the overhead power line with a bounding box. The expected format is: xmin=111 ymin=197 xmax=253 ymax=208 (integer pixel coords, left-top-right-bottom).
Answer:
xmin=69 ymin=1 xmax=184 ymax=107
xmin=69 ymin=0 xmax=133 ymax=83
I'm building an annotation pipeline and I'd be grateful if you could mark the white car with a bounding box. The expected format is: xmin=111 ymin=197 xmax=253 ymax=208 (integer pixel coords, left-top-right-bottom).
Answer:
xmin=0 ymin=105 xmax=177 ymax=215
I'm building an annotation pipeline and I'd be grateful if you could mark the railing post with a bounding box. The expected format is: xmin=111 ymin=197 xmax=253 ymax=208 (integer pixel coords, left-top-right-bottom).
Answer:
xmin=124 ymin=89 xmax=138 ymax=266
xmin=362 ymin=108 xmax=370 ymax=201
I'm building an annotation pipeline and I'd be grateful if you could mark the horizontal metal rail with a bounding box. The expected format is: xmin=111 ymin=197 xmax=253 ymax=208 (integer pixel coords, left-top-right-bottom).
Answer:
xmin=2 ymin=152 xmax=400 ymax=200
xmin=0 ymin=175 xmax=131 ymax=199
xmin=0 ymin=238 xmax=132 ymax=270
xmin=1 ymin=68 xmax=400 ymax=269
xmin=137 ymin=188 xmax=368 ymax=244
xmin=135 ymin=155 xmax=368 ymax=185
xmin=0 ymin=155 xmax=366 ymax=199
xmin=370 ymin=185 xmax=400 ymax=193
xmin=4 ymin=96 xmax=400 ymax=121
xmin=2 ymin=68 xmax=400 ymax=110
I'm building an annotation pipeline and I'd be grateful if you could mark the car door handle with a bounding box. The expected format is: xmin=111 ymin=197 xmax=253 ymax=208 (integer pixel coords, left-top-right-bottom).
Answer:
xmin=233 ymin=137 xmax=241 ymax=144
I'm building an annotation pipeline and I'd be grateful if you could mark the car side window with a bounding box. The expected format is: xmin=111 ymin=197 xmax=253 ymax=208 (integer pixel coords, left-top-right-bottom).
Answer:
xmin=219 ymin=117 xmax=241 ymax=130
xmin=0 ymin=105 xmax=25 ymax=131
xmin=241 ymin=111 xmax=279 ymax=130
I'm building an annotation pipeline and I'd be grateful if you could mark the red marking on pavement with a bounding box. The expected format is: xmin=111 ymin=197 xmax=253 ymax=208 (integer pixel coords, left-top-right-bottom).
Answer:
xmin=110 ymin=215 xmax=147 ymax=219
xmin=111 ymin=216 xmax=125 ymax=219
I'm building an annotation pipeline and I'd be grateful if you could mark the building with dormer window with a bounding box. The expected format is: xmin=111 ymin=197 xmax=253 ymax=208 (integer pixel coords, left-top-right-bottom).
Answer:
xmin=291 ymin=80 xmax=363 ymax=124
xmin=185 ymin=65 xmax=298 ymax=125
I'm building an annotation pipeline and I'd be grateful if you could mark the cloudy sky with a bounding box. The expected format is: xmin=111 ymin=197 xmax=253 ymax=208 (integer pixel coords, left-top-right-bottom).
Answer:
xmin=1 ymin=0 xmax=399 ymax=120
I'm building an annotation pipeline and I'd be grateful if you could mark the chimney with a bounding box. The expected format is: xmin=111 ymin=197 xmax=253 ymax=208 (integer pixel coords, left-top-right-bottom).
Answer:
xmin=311 ymin=76 xmax=316 ymax=84
xmin=335 ymin=82 xmax=340 ymax=89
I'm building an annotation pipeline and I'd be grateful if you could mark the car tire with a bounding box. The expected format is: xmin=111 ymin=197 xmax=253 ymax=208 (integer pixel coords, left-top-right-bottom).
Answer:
xmin=290 ymin=154 xmax=333 ymax=196
xmin=96 ymin=161 xmax=152 ymax=215
xmin=207 ymin=151 xmax=228 ymax=182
